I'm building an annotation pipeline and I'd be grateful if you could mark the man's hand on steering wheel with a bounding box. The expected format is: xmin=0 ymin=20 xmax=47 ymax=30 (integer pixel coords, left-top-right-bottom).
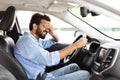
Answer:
xmin=63 ymin=33 xmax=88 ymax=63
xmin=74 ymin=38 xmax=87 ymax=49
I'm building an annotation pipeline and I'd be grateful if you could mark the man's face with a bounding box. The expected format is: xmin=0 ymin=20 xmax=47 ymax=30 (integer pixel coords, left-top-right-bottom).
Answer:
xmin=36 ymin=19 xmax=50 ymax=39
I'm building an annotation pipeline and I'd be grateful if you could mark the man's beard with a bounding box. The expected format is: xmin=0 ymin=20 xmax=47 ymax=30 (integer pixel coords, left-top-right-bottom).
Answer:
xmin=36 ymin=28 xmax=47 ymax=39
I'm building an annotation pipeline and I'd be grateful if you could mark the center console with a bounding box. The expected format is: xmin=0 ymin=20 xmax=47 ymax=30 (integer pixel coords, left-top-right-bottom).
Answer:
xmin=92 ymin=47 xmax=119 ymax=75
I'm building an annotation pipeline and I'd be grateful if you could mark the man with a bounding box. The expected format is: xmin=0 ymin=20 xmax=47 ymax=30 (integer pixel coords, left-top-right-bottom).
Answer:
xmin=14 ymin=13 xmax=90 ymax=80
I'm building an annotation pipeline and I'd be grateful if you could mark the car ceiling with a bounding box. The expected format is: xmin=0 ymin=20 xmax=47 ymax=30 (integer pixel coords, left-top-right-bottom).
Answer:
xmin=1 ymin=0 xmax=120 ymax=20
xmin=0 ymin=0 xmax=82 ymax=13
xmin=0 ymin=0 xmax=118 ymax=42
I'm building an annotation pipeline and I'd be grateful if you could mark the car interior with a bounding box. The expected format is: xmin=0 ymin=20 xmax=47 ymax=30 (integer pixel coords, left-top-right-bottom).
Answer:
xmin=0 ymin=0 xmax=120 ymax=80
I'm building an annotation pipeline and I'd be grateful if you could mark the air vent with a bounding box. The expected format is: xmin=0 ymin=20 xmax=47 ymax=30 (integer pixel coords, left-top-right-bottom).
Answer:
xmin=92 ymin=48 xmax=119 ymax=75
xmin=99 ymin=49 xmax=115 ymax=71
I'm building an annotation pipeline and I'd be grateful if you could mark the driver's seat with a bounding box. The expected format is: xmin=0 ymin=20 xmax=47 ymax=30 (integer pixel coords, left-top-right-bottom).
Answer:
xmin=0 ymin=6 xmax=28 ymax=80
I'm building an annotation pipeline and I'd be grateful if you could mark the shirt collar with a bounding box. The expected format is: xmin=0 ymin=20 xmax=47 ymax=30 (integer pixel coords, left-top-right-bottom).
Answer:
xmin=24 ymin=32 xmax=38 ymax=42
xmin=24 ymin=32 xmax=43 ymax=46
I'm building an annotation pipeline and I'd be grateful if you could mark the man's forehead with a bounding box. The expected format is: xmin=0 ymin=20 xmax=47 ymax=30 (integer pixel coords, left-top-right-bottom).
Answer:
xmin=41 ymin=19 xmax=50 ymax=24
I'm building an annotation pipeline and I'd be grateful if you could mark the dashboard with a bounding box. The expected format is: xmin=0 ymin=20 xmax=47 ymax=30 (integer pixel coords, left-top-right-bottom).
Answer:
xmin=92 ymin=41 xmax=120 ymax=79
xmin=46 ymin=36 xmax=120 ymax=80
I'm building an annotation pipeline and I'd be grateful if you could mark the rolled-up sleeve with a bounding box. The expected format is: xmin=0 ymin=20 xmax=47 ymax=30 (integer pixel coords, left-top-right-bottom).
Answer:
xmin=49 ymin=51 xmax=60 ymax=66
xmin=34 ymin=48 xmax=60 ymax=66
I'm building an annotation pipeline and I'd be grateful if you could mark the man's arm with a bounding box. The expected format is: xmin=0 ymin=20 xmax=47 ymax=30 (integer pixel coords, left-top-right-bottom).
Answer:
xmin=46 ymin=23 xmax=87 ymax=59
xmin=46 ymin=24 xmax=59 ymax=42
xmin=50 ymin=33 xmax=59 ymax=42
xmin=59 ymin=38 xmax=87 ymax=59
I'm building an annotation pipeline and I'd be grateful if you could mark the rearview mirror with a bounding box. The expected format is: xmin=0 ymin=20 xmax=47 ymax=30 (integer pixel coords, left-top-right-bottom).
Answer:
xmin=80 ymin=7 xmax=100 ymax=17
xmin=91 ymin=11 xmax=99 ymax=16
xmin=80 ymin=7 xmax=89 ymax=17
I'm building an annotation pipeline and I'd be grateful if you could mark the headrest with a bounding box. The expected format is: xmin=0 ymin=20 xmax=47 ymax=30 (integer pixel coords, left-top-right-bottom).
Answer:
xmin=0 ymin=36 xmax=15 ymax=56
xmin=0 ymin=6 xmax=15 ymax=31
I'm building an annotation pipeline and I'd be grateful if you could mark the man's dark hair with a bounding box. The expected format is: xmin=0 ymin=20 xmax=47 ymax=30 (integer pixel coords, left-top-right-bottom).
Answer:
xmin=29 ymin=13 xmax=51 ymax=31
xmin=29 ymin=13 xmax=43 ymax=31
xmin=29 ymin=13 xmax=50 ymax=31
xmin=42 ymin=15 xmax=51 ymax=22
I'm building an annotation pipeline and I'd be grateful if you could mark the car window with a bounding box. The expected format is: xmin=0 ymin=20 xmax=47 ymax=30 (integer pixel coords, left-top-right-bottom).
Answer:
xmin=16 ymin=11 xmax=77 ymax=44
xmin=69 ymin=6 xmax=120 ymax=39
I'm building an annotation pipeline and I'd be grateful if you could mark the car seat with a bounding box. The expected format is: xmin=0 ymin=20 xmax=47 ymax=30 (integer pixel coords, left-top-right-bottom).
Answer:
xmin=0 ymin=64 xmax=16 ymax=80
xmin=0 ymin=6 xmax=28 ymax=80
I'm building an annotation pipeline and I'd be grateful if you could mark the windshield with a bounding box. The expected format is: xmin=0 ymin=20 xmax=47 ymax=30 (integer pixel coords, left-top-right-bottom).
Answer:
xmin=96 ymin=0 xmax=120 ymax=12
xmin=69 ymin=6 xmax=120 ymax=39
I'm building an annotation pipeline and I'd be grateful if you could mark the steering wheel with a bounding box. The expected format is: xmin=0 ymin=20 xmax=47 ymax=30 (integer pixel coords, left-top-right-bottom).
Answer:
xmin=63 ymin=33 xmax=87 ymax=63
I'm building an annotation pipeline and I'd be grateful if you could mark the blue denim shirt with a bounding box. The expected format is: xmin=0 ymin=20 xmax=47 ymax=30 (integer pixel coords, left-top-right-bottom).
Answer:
xmin=14 ymin=32 xmax=60 ymax=79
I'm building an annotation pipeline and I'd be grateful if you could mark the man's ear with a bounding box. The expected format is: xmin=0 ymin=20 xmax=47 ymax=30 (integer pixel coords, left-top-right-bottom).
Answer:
xmin=33 ymin=23 xmax=37 ymax=30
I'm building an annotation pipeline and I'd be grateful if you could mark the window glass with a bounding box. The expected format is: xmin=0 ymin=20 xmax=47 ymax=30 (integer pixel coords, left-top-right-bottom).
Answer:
xmin=16 ymin=11 xmax=77 ymax=43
